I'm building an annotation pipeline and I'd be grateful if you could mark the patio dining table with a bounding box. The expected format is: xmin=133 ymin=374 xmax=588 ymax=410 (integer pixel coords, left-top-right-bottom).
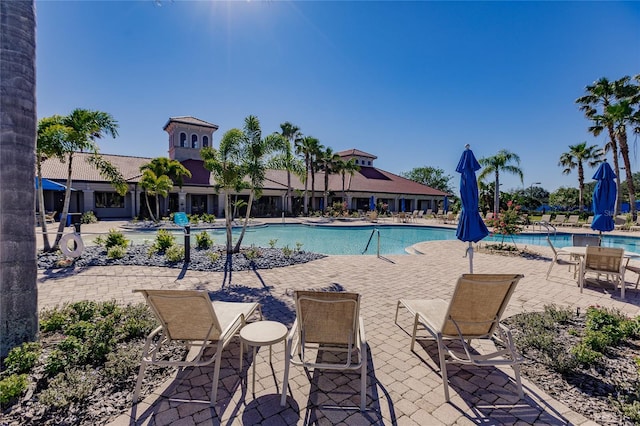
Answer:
xmin=560 ymin=246 xmax=640 ymax=298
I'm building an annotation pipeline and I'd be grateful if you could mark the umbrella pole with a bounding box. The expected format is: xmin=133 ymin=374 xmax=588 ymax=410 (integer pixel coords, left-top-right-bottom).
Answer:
xmin=468 ymin=242 xmax=474 ymax=273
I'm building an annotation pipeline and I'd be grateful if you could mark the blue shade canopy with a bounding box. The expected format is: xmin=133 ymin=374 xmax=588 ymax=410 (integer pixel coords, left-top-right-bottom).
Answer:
xmin=591 ymin=161 xmax=617 ymax=233
xmin=456 ymin=147 xmax=489 ymax=243
xmin=369 ymin=195 xmax=375 ymax=211
xmin=34 ymin=177 xmax=75 ymax=191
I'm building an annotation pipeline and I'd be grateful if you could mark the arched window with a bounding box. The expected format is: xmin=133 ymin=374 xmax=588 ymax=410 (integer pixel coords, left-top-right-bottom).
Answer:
xmin=179 ymin=132 xmax=187 ymax=148
xmin=191 ymin=134 xmax=198 ymax=149
xmin=202 ymin=135 xmax=209 ymax=148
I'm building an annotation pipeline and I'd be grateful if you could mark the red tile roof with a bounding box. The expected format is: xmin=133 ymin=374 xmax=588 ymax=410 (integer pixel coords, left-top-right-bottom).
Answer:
xmin=162 ymin=116 xmax=219 ymax=131
xmin=336 ymin=148 xmax=377 ymax=159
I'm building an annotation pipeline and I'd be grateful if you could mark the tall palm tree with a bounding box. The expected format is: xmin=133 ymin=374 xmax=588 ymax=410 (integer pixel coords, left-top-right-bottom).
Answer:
xmin=296 ymin=136 xmax=321 ymax=214
xmin=577 ymin=77 xmax=623 ymax=214
xmin=478 ymin=149 xmax=523 ymax=217
xmin=0 ymin=0 xmax=38 ymax=357
xmin=139 ymin=170 xmax=173 ymax=222
xmin=233 ymin=115 xmax=281 ymax=252
xmin=335 ymin=158 xmax=360 ymax=205
xmin=277 ymin=122 xmax=302 ymax=214
xmin=320 ymin=147 xmax=341 ymax=211
xmin=140 ymin=157 xmax=192 ymax=218
xmin=558 ymin=142 xmax=603 ymax=211
xmin=52 ymin=108 xmax=127 ymax=249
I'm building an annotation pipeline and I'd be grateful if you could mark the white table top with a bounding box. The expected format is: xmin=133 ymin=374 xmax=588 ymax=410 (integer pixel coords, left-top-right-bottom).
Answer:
xmin=559 ymin=246 xmax=640 ymax=258
xmin=240 ymin=320 xmax=288 ymax=346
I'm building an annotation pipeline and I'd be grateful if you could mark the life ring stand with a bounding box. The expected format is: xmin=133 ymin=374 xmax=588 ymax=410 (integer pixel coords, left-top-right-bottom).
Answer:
xmin=60 ymin=233 xmax=84 ymax=258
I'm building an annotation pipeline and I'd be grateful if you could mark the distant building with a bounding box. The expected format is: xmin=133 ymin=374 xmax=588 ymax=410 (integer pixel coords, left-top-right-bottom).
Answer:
xmin=39 ymin=116 xmax=448 ymax=219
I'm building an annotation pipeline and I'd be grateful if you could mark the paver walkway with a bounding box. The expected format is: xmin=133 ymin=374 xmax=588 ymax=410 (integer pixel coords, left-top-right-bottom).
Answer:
xmin=37 ymin=233 xmax=640 ymax=425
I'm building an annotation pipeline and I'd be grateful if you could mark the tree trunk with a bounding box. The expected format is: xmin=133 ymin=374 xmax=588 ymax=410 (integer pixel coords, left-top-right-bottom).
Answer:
xmin=323 ymin=171 xmax=329 ymax=213
xmin=224 ymin=192 xmax=233 ymax=254
xmin=607 ymin=124 xmax=622 ymax=215
xmin=303 ymin=159 xmax=309 ymax=215
xmin=578 ymin=162 xmax=584 ymax=212
xmin=36 ymin=163 xmax=51 ymax=251
xmin=618 ymin=128 xmax=636 ymax=218
xmin=53 ymin=155 xmax=73 ymax=249
xmin=286 ymin=170 xmax=291 ymax=214
xmin=493 ymin=171 xmax=500 ymax=218
xmin=144 ymin=192 xmax=156 ymax=222
xmin=233 ymin=191 xmax=254 ymax=253
xmin=0 ymin=0 xmax=39 ymax=358
xmin=155 ymin=195 xmax=160 ymax=222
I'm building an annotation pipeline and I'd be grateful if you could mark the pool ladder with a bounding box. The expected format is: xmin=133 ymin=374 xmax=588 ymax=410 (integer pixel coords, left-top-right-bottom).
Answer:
xmin=362 ymin=228 xmax=380 ymax=256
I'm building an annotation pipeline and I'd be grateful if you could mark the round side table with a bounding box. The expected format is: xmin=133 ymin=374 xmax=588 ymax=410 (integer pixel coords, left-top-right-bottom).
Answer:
xmin=240 ymin=320 xmax=288 ymax=394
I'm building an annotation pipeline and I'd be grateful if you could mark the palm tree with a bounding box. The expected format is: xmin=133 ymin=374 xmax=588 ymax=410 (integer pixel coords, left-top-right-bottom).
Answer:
xmin=140 ymin=157 xmax=192 ymax=218
xmin=139 ymin=170 xmax=173 ymax=222
xmin=558 ymin=142 xmax=603 ymax=211
xmin=0 ymin=0 xmax=38 ymax=358
xmin=233 ymin=115 xmax=281 ymax=252
xmin=478 ymin=150 xmax=523 ymax=217
xmin=277 ymin=122 xmax=302 ymax=214
xmin=36 ymin=116 xmax=69 ymax=251
xmin=577 ymin=77 xmax=623 ymax=214
xmin=52 ymin=109 xmax=127 ymax=249
xmin=320 ymin=147 xmax=341 ymax=211
xmin=296 ymin=136 xmax=321 ymax=214
xmin=201 ymin=129 xmax=248 ymax=256
xmin=335 ymin=158 xmax=360 ymax=204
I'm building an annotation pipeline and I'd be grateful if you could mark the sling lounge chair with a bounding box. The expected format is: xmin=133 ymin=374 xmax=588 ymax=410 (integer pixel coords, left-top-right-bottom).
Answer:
xmin=546 ymin=237 xmax=580 ymax=279
xmin=561 ymin=215 xmax=580 ymax=227
xmin=395 ymin=274 xmax=524 ymax=402
xmin=579 ymin=246 xmax=626 ymax=297
xmin=281 ymin=290 xmax=367 ymax=410
xmin=132 ymin=289 xmax=262 ymax=406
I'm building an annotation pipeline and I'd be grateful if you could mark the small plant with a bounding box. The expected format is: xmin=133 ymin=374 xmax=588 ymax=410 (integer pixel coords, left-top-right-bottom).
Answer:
xmin=153 ymin=229 xmax=175 ymax=253
xmin=39 ymin=369 xmax=97 ymax=408
xmin=40 ymin=308 xmax=68 ymax=332
xmin=104 ymin=344 xmax=142 ymax=382
xmin=268 ymin=239 xmax=278 ymax=248
xmin=4 ymin=342 xmax=41 ymax=374
xmin=0 ymin=374 xmax=28 ymax=405
xmin=80 ymin=210 xmax=98 ymax=224
xmin=165 ymin=245 xmax=184 ymax=262
xmin=107 ymin=245 xmax=127 ymax=259
xmin=282 ymin=245 xmax=293 ymax=257
xmin=571 ymin=342 xmax=603 ymax=366
xmin=244 ymin=246 xmax=261 ymax=260
xmin=195 ymin=231 xmax=213 ymax=250
xmin=295 ymin=242 xmax=304 ymax=252
xmin=207 ymin=251 xmax=221 ymax=262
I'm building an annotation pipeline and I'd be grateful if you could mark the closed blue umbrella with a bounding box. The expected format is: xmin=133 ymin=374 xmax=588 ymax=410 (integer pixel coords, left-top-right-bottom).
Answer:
xmin=369 ymin=195 xmax=376 ymax=211
xmin=591 ymin=160 xmax=617 ymax=234
xmin=443 ymin=196 xmax=449 ymax=213
xmin=400 ymin=198 xmax=405 ymax=212
xmin=456 ymin=145 xmax=489 ymax=272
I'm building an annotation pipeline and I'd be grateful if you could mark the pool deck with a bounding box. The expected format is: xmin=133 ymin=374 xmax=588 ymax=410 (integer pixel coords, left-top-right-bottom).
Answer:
xmin=36 ymin=218 xmax=640 ymax=425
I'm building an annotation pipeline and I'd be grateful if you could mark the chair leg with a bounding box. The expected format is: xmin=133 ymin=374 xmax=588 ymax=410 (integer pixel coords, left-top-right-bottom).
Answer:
xmin=132 ymin=361 xmax=148 ymax=404
xmin=546 ymin=256 xmax=557 ymax=279
xmin=209 ymin=345 xmax=224 ymax=406
xmin=437 ymin=337 xmax=450 ymax=402
xmin=280 ymin=340 xmax=291 ymax=407
xmin=410 ymin=314 xmax=420 ymax=352
xmin=360 ymin=345 xmax=367 ymax=411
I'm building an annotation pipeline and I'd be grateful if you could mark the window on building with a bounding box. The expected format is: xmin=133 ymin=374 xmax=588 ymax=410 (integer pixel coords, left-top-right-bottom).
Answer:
xmin=368 ymin=161 xmax=371 ymax=166
xmin=179 ymin=132 xmax=186 ymax=147
xmin=202 ymin=135 xmax=209 ymax=147
xmin=191 ymin=134 xmax=198 ymax=148
xmin=355 ymin=159 xmax=359 ymax=164
xmin=95 ymin=192 xmax=124 ymax=209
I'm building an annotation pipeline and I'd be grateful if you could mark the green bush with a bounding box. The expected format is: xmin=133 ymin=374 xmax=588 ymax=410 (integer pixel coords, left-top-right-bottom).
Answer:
xmin=104 ymin=344 xmax=142 ymax=382
xmin=39 ymin=369 xmax=97 ymax=408
xmin=200 ymin=213 xmax=216 ymax=223
xmin=95 ymin=229 xmax=129 ymax=249
xmin=4 ymin=342 xmax=41 ymax=374
xmin=295 ymin=242 xmax=303 ymax=252
xmin=107 ymin=245 xmax=127 ymax=259
xmin=208 ymin=251 xmax=221 ymax=262
xmin=544 ymin=304 xmax=573 ymax=324
xmin=80 ymin=210 xmax=98 ymax=224
xmin=243 ymin=246 xmax=261 ymax=260
xmin=165 ymin=245 xmax=184 ymax=262
xmin=116 ymin=304 xmax=156 ymax=341
xmin=571 ymin=342 xmax=602 ymax=366
xmin=268 ymin=239 xmax=278 ymax=248
xmin=0 ymin=374 xmax=28 ymax=405
xmin=40 ymin=308 xmax=67 ymax=332
xmin=282 ymin=245 xmax=293 ymax=257
xmin=153 ymin=229 xmax=175 ymax=253
xmin=195 ymin=231 xmax=213 ymax=250
xmin=69 ymin=300 xmax=98 ymax=321
xmin=585 ymin=306 xmax=625 ymax=332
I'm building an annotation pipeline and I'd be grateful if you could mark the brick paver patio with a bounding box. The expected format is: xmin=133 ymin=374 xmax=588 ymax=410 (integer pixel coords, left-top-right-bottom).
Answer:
xmin=36 ymin=223 xmax=640 ymax=426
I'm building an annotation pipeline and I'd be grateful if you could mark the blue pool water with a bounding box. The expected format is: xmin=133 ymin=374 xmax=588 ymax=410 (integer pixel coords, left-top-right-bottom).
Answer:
xmin=122 ymin=224 xmax=640 ymax=256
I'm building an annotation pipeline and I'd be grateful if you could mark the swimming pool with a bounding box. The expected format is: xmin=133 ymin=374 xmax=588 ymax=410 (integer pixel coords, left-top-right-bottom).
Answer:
xmin=120 ymin=224 xmax=640 ymax=256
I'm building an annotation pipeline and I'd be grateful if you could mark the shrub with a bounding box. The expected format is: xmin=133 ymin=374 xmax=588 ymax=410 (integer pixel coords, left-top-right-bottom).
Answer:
xmin=208 ymin=251 xmax=221 ymax=262
xmin=45 ymin=337 xmax=86 ymax=376
xmin=243 ymin=246 xmax=261 ymax=260
xmin=69 ymin=300 xmax=98 ymax=321
xmin=0 ymin=374 xmax=28 ymax=405
xmin=116 ymin=304 xmax=156 ymax=341
xmin=40 ymin=308 xmax=67 ymax=332
xmin=295 ymin=242 xmax=303 ymax=252
xmin=153 ymin=229 xmax=175 ymax=253
xmin=195 ymin=231 xmax=213 ymax=250
xmin=80 ymin=210 xmax=98 ymax=224
xmin=165 ymin=245 xmax=184 ymax=262
xmin=544 ymin=304 xmax=573 ymax=324
xmin=586 ymin=306 xmax=625 ymax=332
xmin=97 ymin=229 xmax=129 ymax=249
xmin=39 ymin=369 xmax=97 ymax=408
xmin=268 ymin=239 xmax=278 ymax=248
xmin=107 ymin=245 xmax=127 ymax=259
xmin=282 ymin=245 xmax=293 ymax=257
xmin=4 ymin=342 xmax=41 ymax=374
xmin=572 ymin=342 xmax=603 ymax=366
xmin=200 ymin=213 xmax=216 ymax=223
xmin=104 ymin=344 xmax=142 ymax=382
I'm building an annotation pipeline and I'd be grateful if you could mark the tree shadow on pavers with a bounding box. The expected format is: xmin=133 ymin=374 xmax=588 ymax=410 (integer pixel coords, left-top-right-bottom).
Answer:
xmin=414 ymin=340 xmax=572 ymax=424
xmin=129 ymin=341 xmax=246 ymax=425
xmin=285 ymin=345 xmax=388 ymax=425
xmin=207 ymin=286 xmax=297 ymax=326
xmin=242 ymin=394 xmax=301 ymax=424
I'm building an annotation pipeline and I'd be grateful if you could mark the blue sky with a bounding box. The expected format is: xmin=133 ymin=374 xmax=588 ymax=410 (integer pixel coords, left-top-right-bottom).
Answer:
xmin=36 ymin=1 xmax=640 ymax=193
